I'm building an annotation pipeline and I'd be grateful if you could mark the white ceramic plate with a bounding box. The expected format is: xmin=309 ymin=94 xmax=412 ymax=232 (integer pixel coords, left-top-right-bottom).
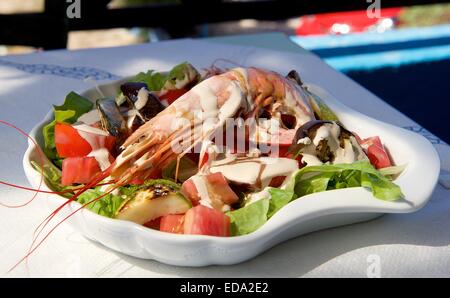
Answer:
xmin=23 ymin=77 xmax=440 ymax=266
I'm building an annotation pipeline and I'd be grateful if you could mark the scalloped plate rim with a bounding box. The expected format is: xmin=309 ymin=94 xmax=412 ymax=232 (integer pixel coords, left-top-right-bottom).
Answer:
xmin=22 ymin=75 xmax=440 ymax=266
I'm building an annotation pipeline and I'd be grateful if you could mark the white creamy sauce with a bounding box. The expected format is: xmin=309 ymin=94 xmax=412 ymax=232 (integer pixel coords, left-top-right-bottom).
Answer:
xmin=72 ymin=124 xmax=108 ymax=154
xmin=210 ymin=157 xmax=299 ymax=189
xmin=301 ymin=154 xmax=323 ymax=166
xmin=218 ymin=81 xmax=244 ymax=122
xmin=125 ymin=108 xmax=145 ymax=130
xmin=135 ymin=87 xmax=149 ymax=110
xmin=73 ymin=124 xmax=112 ymax=170
xmin=88 ymin=148 xmax=111 ymax=171
xmin=190 ymin=175 xmax=213 ymax=208
xmin=192 ymin=76 xmax=244 ymax=125
xmin=126 ymin=110 xmax=137 ymax=130
xmin=77 ymin=109 xmax=100 ymax=125
xmin=258 ymin=157 xmax=299 ymax=187
xmin=73 ymin=123 xmax=109 ymax=137
xmin=211 ymin=162 xmax=261 ymax=185
xmin=313 ymin=125 xmax=331 ymax=146
xmin=246 ymin=188 xmax=271 ymax=205
xmin=299 ymin=122 xmax=366 ymax=166
xmin=194 ymin=80 xmax=218 ymax=119
xmin=297 ymin=137 xmax=312 ymax=145
xmin=334 ymin=139 xmax=355 ymax=164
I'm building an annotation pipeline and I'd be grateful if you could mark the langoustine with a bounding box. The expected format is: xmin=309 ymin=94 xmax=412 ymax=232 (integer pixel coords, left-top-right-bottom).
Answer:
xmin=109 ymin=67 xmax=316 ymax=184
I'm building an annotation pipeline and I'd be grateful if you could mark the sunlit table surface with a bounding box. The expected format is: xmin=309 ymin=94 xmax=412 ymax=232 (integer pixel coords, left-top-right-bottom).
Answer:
xmin=0 ymin=32 xmax=449 ymax=277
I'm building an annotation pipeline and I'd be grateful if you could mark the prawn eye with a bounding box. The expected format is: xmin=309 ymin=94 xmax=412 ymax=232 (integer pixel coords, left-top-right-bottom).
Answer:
xmin=259 ymin=108 xmax=271 ymax=120
xmin=280 ymin=113 xmax=296 ymax=129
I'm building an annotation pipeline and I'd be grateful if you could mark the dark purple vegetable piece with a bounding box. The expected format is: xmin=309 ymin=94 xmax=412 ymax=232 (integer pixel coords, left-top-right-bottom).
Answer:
xmin=139 ymin=92 xmax=165 ymax=120
xmin=292 ymin=120 xmax=332 ymax=145
xmin=289 ymin=120 xmax=367 ymax=164
xmin=96 ymin=98 xmax=126 ymax=137
xmin=120 ymin=82 xmax=148 ymax=105
xmin=120 ymin=82 xmax=164 ymax=120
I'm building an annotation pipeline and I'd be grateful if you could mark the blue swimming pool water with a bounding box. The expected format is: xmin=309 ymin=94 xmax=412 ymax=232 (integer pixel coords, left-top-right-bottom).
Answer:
xmin=346 ymin=59 xmax=450 ymax=144
xmin=290 ymin=26 xmax=450 ymax=143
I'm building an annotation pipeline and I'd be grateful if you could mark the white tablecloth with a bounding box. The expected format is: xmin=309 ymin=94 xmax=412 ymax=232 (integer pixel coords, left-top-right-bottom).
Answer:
xmin=0 ymin=37 xmax=448 ymax=277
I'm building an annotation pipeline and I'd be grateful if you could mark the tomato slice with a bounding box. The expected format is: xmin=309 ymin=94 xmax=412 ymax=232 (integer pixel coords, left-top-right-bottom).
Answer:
xmin=359 ymin=136 xmax=392 ymax=169
xmin=61 ymin=156 xmax=101 ymax=186
xmin=160 ymin=89 xmax=188 ymax=105
xmin=260 ymin=128 xmax=295 ymax=158
xmin=160 ymin=214 xmax=185 ymax=234
xmin=55 ymin=123 xmax=92 ymax=157
xmin=366 ymin=144 xmax=392 ymax=169
xmin=55 ymin=123 xmax=116 ymax=158
xmin=104 ymin=135 xmax=116 ymax=153
xmin=181 ymin=179 xmax=200 ymax=205
xmin=183 ymin=205 xmax=230 ymax=237
xmin=181 ymin=172 xmax=239 ymax=207
xmin=269 ymin=176 xmax=286 ymax=188
xmin=205 ymin=172 xmax=239 ymax=205
xmin=360 ymin=136 xmax=383 ymax=149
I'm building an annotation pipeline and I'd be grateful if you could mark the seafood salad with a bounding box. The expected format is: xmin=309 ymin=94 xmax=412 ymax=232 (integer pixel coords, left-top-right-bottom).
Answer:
xmin=35 ymin=62 xmax=404 ymax=237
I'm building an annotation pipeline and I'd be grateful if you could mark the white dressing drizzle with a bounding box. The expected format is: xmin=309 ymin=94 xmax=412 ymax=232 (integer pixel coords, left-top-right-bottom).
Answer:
xmin=72 ymin=124 xmax=111 ymax=170
xmin=72 ymin=123 xmax=109 ymax=136
xmin=210 ymin=157 xmax=298 ymax=189
xmin=87 ymin=148 xmax=111 ymax=171
xmin=218 ymin=81 xmax=244 ymax=122
xmin=135 ymin=87 xmax=149 ymax=110
xmin=190 ymin=175 xmax=213 ymax=208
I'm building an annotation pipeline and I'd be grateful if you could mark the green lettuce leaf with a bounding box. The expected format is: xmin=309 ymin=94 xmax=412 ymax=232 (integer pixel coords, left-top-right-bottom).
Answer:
xmin=228 ymin=198 xmax=269 ymax=236
xmin=77 ymin=187 xmax=125 ymax=218
xmin=163 ymin=62 xmax=200 ymax=90
xmin=227 ymin=188 xmax=296 ymax=236
xmin=267 ymin=188 xmax=297 ymax=218
xmin=54 ymin=91 xmax=93 ymax=121
xmin=132 ymin=70 xmax=167 ymax=91
xmin=130 ymin=62 xmax=200 ymax=92
xmin=306 ymin=89 xmax=340 ymax=122
xmin=30 ymin=160 xmax=77 ymax=198
xmin=42 ymin=92 xmax=93 ymax=162
xmin=291 ymin=161 xmax=403 ymax=201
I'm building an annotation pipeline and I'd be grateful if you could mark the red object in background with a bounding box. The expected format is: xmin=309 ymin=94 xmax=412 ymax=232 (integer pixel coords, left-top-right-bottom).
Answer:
xmin=296 ymin=8 xmax=402 ymax=36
